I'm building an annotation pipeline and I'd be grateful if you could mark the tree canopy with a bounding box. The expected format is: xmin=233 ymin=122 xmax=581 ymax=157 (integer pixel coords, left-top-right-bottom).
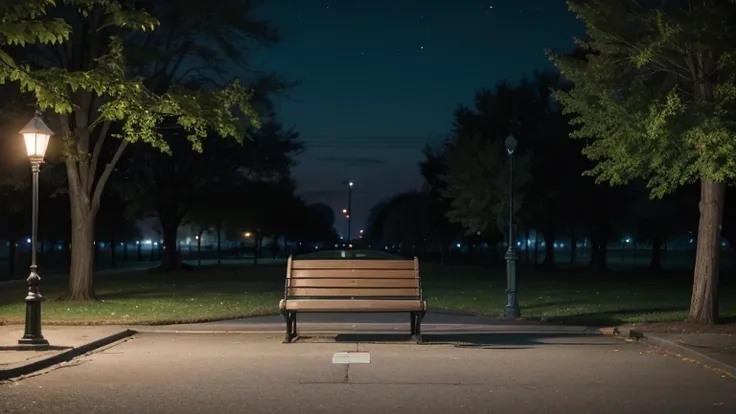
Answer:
xmin=548 ymin=0 xmax=736 ymax=323
xmin=0 ymin=0 xmax=264 ymax=299
xmin=549 ymin=0 xmax=736 ymax=197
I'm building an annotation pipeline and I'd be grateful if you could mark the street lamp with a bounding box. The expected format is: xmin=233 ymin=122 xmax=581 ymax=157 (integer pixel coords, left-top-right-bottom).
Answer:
xmin=503 ymin=134 xmax=520 ymax=319
xmin=18 ymin=110 xmax=53 ymax=346
xmin=347 ymin=181 xmax=353 ymax=242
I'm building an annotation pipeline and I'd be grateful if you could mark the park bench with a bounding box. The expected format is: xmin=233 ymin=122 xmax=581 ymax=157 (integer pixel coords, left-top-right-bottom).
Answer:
xmin=278 ymin=256 xmax=427 ymax=343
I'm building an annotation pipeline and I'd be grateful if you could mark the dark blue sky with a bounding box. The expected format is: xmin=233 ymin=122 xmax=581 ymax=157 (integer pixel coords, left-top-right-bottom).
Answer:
xmin=253 ymin=0 xmax=583 ymax=237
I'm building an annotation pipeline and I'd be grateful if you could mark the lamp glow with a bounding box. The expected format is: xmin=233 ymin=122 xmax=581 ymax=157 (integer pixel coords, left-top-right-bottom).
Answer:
xmin=20 ymin=113 xmax=53 ymax=162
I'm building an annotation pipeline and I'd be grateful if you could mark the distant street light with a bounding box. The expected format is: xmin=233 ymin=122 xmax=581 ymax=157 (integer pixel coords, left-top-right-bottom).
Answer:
xmin=347 ymin=181 xmax=354 ymax=243
xmin=503 ymin=134 xmax=520 ymax=319
xmin=18 ymin=111 xmax=53 ymax=346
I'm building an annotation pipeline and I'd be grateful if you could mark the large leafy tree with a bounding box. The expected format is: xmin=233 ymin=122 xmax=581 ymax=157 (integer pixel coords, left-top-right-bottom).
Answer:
xmin=0 ymin=1 xmax=259 ymax=299
xmin=440 ymin=82 xmax=535 ymax=240
xmin=442 ymin=133 xmax=532 ymax=238
xmin=549 ymin=0 xmax=736 ymax=323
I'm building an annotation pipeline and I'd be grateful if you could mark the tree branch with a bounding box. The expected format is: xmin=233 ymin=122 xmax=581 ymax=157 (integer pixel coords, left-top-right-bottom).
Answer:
xmin=87 ymin=120 xmax=111 ymax=192
xmin=60 ymin=113 xmax=89 ymax=207
xmin=91 ymin=139 xmax=129 ymax=215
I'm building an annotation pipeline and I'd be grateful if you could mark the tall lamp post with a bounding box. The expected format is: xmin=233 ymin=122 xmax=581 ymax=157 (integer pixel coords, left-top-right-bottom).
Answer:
xmin=504 ymin=134 xmax=521 ymax=319
xmin=347 ymin=181 xmax=353 ymax=242
xmin=18 ymin=111 xmax=53 ymax=345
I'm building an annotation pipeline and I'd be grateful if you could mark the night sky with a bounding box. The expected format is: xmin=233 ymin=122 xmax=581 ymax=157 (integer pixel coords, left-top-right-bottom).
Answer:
xmin=254 ymin=0 xmax=583 ymax=236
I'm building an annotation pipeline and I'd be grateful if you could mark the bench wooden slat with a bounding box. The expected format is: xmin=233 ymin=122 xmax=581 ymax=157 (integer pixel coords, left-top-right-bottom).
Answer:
xmin=288 ymin=278 xmax=418 ymax=288
xmin=291 ymin=269 xmax=416 ymax=279
xmin=282 ymin=299 xmax=425 ymax=312
xmin=288 ymin=287 xmax=419 ymax=297
xmin=291 ymin=259 xmax=415 ymax=270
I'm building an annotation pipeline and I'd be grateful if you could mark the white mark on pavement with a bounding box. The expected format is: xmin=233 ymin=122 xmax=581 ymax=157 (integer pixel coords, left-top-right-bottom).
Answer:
xmin=332 ymin=352 xmax=371 ymax=364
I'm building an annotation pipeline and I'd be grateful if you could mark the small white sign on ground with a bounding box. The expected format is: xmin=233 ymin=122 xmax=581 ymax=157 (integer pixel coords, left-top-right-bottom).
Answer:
xmin=332 ymin=352 xmax=371 ymax=364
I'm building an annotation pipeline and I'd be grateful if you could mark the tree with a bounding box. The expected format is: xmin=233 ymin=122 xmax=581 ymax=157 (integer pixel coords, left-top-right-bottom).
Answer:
xmin=0 ymin=1 xmax=259 ymax=299
xmin=441 ymin=132 xmax=532 ymax=240
xmin=549 ymin=0 xmax=736 ymax=323
xmin=383 ymin=192 xmax=431 ymax=252
xmin=308 ymin=203 xmax=336 ymax=229
xmin=417 ymin=145 xmax=459 ymax=260
xmin=289 ymin=202 xmax=338 ymax=248
xmin=133 ymin=119 xmax=300 ymax=270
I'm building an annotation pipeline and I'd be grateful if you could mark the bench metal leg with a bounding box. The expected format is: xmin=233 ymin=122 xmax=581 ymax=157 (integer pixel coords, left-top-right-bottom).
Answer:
xmin=412 ymin=311 xmax=426 ymax=344
xmin=410 ymin=312 xmax=417 ymax=336
xmin=282 ymin=310 xmax=298 ymax=343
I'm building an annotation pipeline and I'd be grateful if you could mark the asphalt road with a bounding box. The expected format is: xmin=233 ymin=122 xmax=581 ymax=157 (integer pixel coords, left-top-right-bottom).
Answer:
xmin=1 ymin=332 xmax=735 ymax=414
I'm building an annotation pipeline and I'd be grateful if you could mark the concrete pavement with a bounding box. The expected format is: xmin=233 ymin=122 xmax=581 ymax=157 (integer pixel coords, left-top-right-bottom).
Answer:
xmin=0 ymin=326 xmax=134 ymax=380
xmin=132 ymin=312 xmax=599 ymax=334
xmin=2 ymin=311 xmax=735 ymax=382
xmin=1 ymin=332 xmax=735 ymax=413
xmin=635 ymin=332 xmax=736 ymax=377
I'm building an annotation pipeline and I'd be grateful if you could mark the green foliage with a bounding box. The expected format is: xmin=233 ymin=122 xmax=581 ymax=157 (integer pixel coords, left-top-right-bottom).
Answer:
xmin=0 ymin=0 xmax=259 ymax=155
xmin=549 ymin=0 xmax=736 ymax=198
xmin=442 ymin=135 xmax=532 ymax=236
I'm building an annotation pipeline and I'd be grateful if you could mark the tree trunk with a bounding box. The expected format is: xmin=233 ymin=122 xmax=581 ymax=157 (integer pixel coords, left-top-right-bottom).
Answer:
xmin=216 ymin=221 xmax=222 ymax=265
xmin=7 ymin=235 xmax=16 ymax=280
xmin=66 ymin=196 xmax=96 ymax=300
xmin=253 ymin=234 xmax=261 ymax=266
xmin=110 ymin=234 xmax=116 ymax=265
xmin=570 ymin=228 xmax=577 ymax=265
xmin=540 ymin=230 xmax=557 ymax=270
xmin=160 ymin=215 xmax=184 ymax=271
xmin=197 ymin=236 xmax=202 ymax=266
xmin=687 ymin=179 xmax=724 ymax=325
xmin=648 ymin=235 xmax=663 ymax=272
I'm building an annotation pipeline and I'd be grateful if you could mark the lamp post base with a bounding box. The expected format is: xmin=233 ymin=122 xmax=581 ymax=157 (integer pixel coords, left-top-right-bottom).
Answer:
xmin=19 ymin=270 xmax=47 ymax=346
xmin=504 ymin=302 xmax=521 ymax=319
xmin=18 ymin=337 xmax=50 ymax=346
xmin=18 ymin=299 xmax=48 ymax=346
xmin=503 ymin=248 xmax=521 ymax=319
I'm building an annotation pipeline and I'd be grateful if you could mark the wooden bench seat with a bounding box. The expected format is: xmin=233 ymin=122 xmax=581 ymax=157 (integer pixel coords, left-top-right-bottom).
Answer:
xmin=278 ymin=256 xmax=427 ymax=343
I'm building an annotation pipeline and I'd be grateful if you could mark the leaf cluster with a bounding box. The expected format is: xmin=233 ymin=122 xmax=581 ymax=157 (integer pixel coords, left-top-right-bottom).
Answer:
xmin=549 ymin=0 xmax=736 ymax=198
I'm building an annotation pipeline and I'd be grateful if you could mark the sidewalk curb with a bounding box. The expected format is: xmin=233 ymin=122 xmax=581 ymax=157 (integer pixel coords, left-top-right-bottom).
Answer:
xmin=601 ymin=327 xmax=736 ymax=378
xmin=0 ymin=329 xmax=136 ymax=381
xmin=638 ymin=332 xmax=736 ymax=378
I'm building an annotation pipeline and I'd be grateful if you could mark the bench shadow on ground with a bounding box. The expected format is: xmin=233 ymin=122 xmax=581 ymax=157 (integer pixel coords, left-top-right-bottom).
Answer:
xmin=296 ymin=332 xmax=616 ymax=349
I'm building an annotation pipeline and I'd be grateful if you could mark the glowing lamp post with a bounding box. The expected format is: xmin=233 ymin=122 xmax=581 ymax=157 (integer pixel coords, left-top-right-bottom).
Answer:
xmin=503 ymin=134 xmax=521 ymax=319
xmin=18 ymin=111 xmax=53 ymax=345
xmin=347 ymin=181 xmax=354 ymax=242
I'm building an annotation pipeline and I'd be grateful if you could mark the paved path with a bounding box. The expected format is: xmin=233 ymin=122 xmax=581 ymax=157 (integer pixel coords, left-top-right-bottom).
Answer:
xmin=134 ymin=312 xmax=599 ymax=336
xmin=1 ymin=331 xmax=735 ymax=413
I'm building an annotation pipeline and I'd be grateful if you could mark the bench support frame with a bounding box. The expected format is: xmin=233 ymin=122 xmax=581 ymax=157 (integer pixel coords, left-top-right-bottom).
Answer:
xmin=410 ymin=310 xmax=426 ymax=343
xmin=281 ymin=309 xmax=298 ymax=343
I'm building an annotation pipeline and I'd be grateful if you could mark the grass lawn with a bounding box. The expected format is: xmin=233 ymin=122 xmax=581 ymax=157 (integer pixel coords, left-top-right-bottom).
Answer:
xmin=0 ymin=262 xmax=733 ymax=326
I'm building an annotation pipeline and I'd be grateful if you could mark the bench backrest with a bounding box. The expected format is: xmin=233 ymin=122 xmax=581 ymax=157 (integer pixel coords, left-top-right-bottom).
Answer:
xmin=284 ymin=257 xmax=421 ymax=300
